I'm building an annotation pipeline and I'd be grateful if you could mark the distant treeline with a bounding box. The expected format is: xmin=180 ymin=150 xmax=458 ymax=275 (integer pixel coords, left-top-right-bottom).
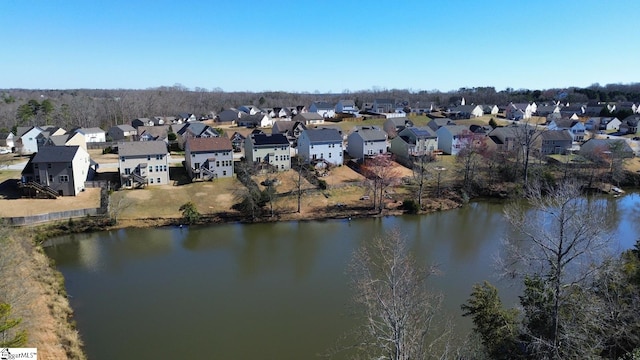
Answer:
xmin=1 ymin=83 xmax=639 ymax=132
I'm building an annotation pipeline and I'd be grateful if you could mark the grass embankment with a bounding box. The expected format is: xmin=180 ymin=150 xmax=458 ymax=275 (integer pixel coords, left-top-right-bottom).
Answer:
xmin=1 ymin=223 xmax=94 ymax=360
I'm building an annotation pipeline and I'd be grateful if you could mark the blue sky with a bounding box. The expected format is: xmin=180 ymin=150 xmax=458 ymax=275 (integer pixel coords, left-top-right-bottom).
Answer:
xmin=3 ymin=0 xmax=638 ymax=92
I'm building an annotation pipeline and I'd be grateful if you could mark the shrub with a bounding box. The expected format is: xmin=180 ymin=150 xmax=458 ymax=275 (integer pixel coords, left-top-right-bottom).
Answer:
xmin=318 ymin=179 xmax=327 ymax=190
xmin=401 ymin=199 xmax=419 ymax=214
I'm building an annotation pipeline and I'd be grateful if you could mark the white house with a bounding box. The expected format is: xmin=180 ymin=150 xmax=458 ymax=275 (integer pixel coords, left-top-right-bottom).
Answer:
xmin=184 ymin=136 xmax=234 ymax=181
xmin=297 ymin=128 xmax=344 ymax=166
xmin=309 ymin=102 xmax=335 ymax=118
xmin=436 ymin=125 xmax=472 ymax=155
xmin=335 ymin=100 xmax=359 ymax=115
xmin=76 ymin=127 xmax=106 ymax=143
xmin=244 ymin=133 xmax=291 ymax=171
xmin=0 ymin=132 xmax=15 ymax=150
xmin=15 ymin=126 xmax=44 ymax=154
xmin=547 ymin=119 xmax=586 ymax=142
xmin=118 ymin=141 xmax=170 ymax=188
xmin=346 ymin=126 xmax=388 ymax=161
xmin=505 ymin=102 xmax=536 ymax=120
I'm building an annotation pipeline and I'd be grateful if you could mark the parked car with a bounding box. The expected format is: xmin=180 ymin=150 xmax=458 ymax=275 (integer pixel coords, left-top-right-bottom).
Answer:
xmin=0 ymin=148 xmax=11 ymax=154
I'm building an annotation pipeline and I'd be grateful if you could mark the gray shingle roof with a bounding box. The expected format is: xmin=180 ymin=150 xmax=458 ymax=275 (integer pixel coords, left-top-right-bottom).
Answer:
xmin=303 ymin=128 xmax=342 ymax=143
xmin=352 ymin=126 xmax=387 ymax=141
xmin=118 ymin=141 xmax=168 ymax=156
xmin=32 ymin=145 xmax=80 ymax=163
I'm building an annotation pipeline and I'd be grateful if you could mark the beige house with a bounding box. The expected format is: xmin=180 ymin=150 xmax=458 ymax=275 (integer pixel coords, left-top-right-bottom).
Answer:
xmin=245 ymin=133 xmax=291 ymax=171
xmin=184 ymin=137 xmax=234 ymax=181
xmin=118 ymin=141 xmax=169 ymax=188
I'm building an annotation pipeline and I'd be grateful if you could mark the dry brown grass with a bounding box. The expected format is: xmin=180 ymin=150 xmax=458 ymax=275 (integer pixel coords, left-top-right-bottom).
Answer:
xmin=1 ymin=231 xmax=85 ymax=360
xmin=113 ymin=177 xmax=243 ymax=219
xmin=0 ymin=187 xmax=101 ymax=217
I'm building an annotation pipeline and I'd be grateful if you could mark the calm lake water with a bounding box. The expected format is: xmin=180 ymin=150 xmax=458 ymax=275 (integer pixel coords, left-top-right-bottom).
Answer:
xmin=45 ymin=193 xmax=640 ymax=360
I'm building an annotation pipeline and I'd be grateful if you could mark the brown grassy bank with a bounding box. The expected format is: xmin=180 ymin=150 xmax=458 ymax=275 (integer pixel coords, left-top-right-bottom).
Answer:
xmin=1 ymin=226 xmax=86 ymax=360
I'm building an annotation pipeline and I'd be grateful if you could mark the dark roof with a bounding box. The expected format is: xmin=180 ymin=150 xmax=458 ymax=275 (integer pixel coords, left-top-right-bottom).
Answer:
xmin=32 ymin=145 xmax=80 ymax=163
xmin=403 ymin=126 xmax=436 ymax=138
xmin=303 ymin=128 xmax=342 ymax=143
xmin=251 ymin=133 xmax=289 ymax=146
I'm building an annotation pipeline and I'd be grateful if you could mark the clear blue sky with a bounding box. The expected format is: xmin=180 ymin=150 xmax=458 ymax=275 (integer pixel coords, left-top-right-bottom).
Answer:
xmin=3 ymin=0 xmax=638 ymax=93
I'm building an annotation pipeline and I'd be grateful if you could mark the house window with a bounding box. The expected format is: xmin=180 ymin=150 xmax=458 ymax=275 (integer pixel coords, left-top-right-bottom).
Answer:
xmin=150 ymin=178 xmax=154 ymax=184
xmin=329 ymin=153 xmax=332 ymax=158
xmin=192 ymin=154 xmax=195 ymax=157
xmin=163 ymin=165 xmax=167 ymax=172
xmin=216 ymin=161 xmax=220 ymax=167
xmin=195 ymin=163 xmax=200 ymax=169
xmin=124 ymin=168 xmax=130 ymax=175
xmin=223 ymin=170 xmax=227 ymax=176
xmin=147 ymin=155 xmax=151 ymax=161
xmin=59 ymin=175 xmax=69 ymax=182
xmin=157 ymin=178 xmax=161 ymax=183
xmin=47 ymin=163 xmax=51 ymax=169
xmin=155 ymin=166 xmax=159 ymax=172
xmin=48 ymin=174 xmax=53 ymax=182
xmin=121 ymin=157 xmax=125 ymax=162
xmin=149 ymin=166 xmax=153 ymax=172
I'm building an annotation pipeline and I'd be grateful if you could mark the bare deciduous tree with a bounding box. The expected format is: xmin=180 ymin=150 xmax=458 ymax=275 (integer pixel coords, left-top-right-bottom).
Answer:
xmin=346 ymin=229 xmax=452 ymax=360
xmin=501 ymin=179 xmax=611 ymax=358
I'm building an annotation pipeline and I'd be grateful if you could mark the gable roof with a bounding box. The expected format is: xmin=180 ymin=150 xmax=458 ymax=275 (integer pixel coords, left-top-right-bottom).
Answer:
xmin=580 ymin=138 xmax=634 ymax=155
xmin=303 ymin=128 xmax=343 ymax=143
xmin=351 ymin=126 xmax=387 ymax=141
xmin=540 ymin=130 xmax=572 ymax=141
xmin=118 ymin=141 xmax=167 ymax=156
xmin=337 ymin=99 xmax=356 ymax=107
xmin=76 ymin=127 xmax=105 ymax=134
xmin=251 ymin=133 xmax=290 ymax=146
xmin=552 ymin=118 xmax=581 ymax=128
xmin=111 ymin=124 xmax=136 ymax=132
xmin=186 ymin=136 xmax=232 ymax=152
xmin=32 ymin=145 xmax=80 ymax=163
xmin=310 ymin=101 xmax=334 ymax=110
xmin=295 ymin=112 xmax=324 ymax=121
xmin=438 ymin=125 xmax=470 ymax=136
xmin=402 ymin=126 xmax=436 ymax=139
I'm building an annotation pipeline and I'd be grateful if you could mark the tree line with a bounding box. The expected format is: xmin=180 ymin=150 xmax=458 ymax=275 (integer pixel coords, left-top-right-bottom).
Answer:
xmin=2 ymin=82 xmax=640 ymax=133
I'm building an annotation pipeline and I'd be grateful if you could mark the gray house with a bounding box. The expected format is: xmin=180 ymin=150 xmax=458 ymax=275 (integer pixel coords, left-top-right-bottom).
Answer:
xmin=184 ymin=136 xmax=234 ymax=181
xmin=535 ymin=130 xmax=572 ymax=155
xmin=21 ymin=145 xmax=94 ymax=196
xmin=346 ymin=126 xmax=388 ymax=161
xmin=118 ymin=141 xmax=170 ymax=188
xmin=108 ymin=124 xmax=137 ymax=141
xmin=297 ymin=128 xmax=344 ymax=166
xmin=389 ymin=127 xmax=438 ymax=160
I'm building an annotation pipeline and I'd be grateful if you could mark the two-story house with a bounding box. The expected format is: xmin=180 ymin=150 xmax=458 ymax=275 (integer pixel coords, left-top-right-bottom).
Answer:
xmin=435 ymin=125 xmax=472 ymax=155
xmin=346 ymin=126 xmax=388 ymax=161
xmin=20 ymin=145 xmax=93 ymax=196
xmin=383 ymin=117 xmax=414 ymax=138
xmin=75 ymin=127 xmax=106 ymax=143
xmin=335 ymin=100 xmax=359 ymax=115
xmin=108 ymin=124 xmax=137 ymax=141
xmin=293 ymin=112 xmax=325 ymax=126
xmin=309 ymin=102 xmax=335 ymax=118
xmin=547 ymin=118 xmax=586 ymax=142
xmin=184 ymin=137 xmax=234 ymax=181
xmin=389 ymin=127 xmax=438 ymax=160
xmin=297 ymin=128 xmax=343 ymax=166
xmin=245 ymin=133 xmax=291 ymax=171
xmin=15 ymin=126 xmax=44 ymax=154
xmin=534 ymin=130 xmax=573 ymax=155
xmin=118 ymin=141 xmax=170 ymax=188
xmin=175 ymin=122 xmax=219 ymax=150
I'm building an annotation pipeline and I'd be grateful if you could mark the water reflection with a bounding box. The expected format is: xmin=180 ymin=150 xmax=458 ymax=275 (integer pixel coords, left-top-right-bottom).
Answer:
xmin=43 ymin=192 xmax=639 ymax=360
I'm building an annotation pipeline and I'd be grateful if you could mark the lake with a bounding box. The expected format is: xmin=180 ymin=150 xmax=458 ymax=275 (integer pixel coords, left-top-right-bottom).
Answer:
xmin=45 ymin=193 xmax=640 ymax=359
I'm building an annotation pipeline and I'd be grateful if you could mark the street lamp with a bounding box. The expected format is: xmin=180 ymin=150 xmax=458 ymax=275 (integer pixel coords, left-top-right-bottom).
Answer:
xmin=434 ymin=166 xmax=446 ymax=197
